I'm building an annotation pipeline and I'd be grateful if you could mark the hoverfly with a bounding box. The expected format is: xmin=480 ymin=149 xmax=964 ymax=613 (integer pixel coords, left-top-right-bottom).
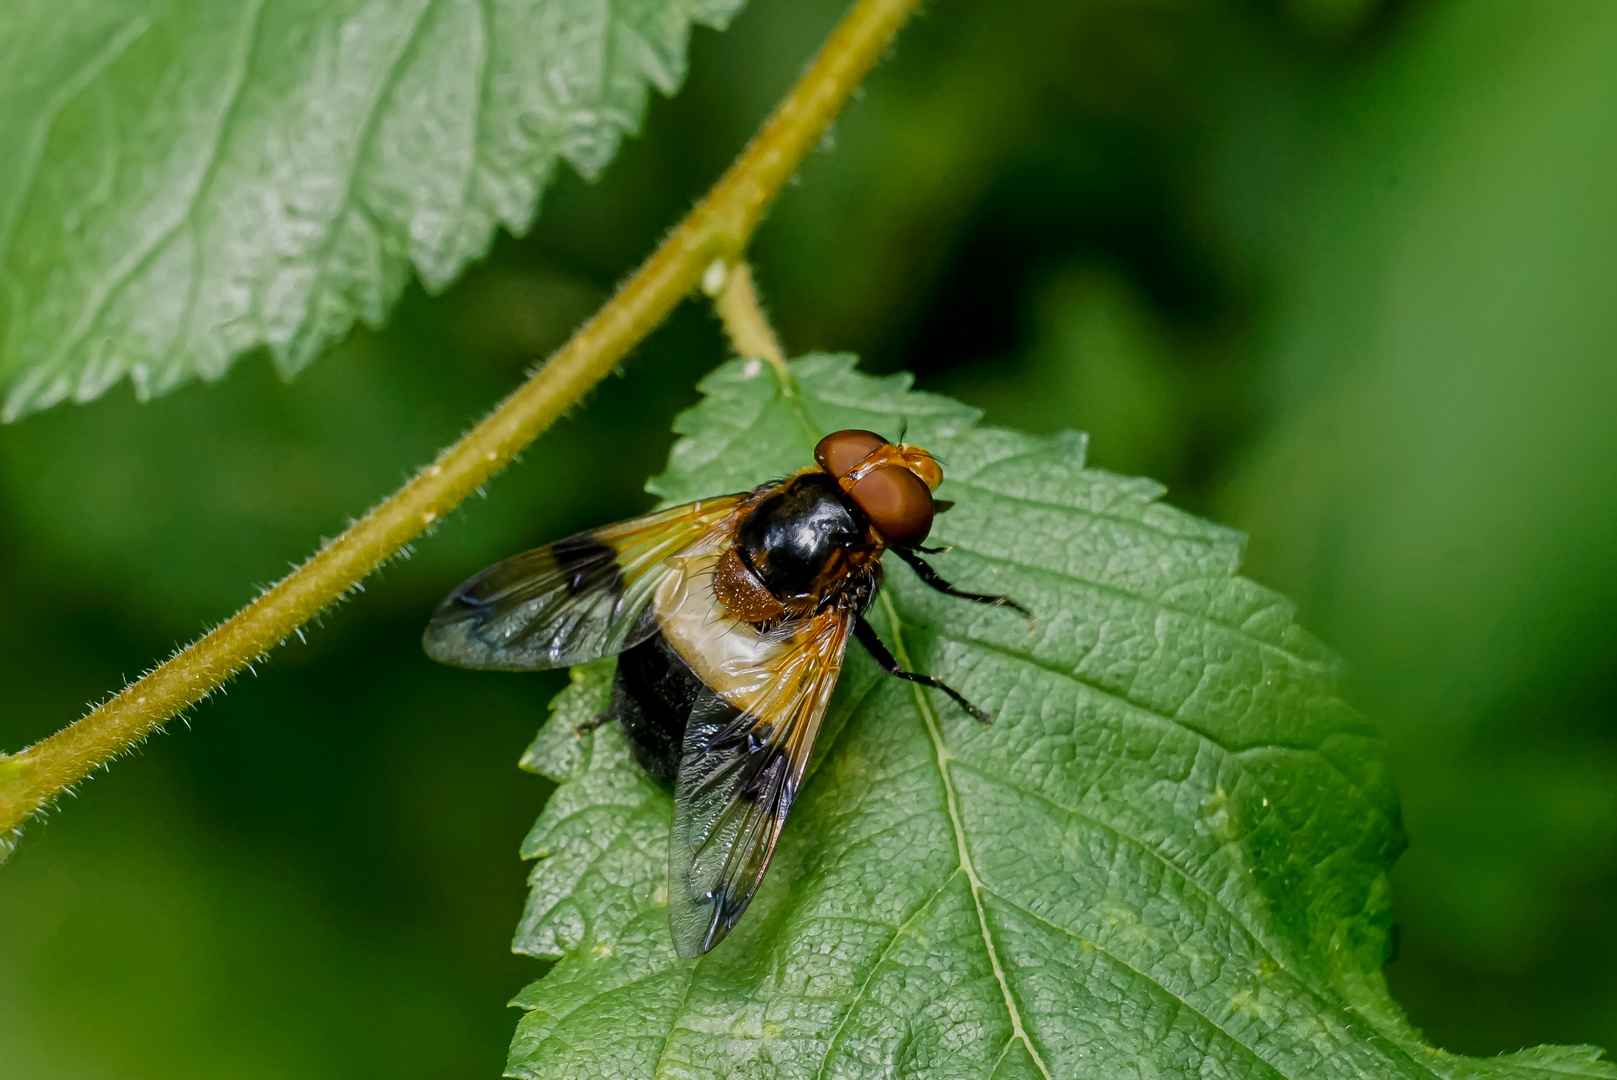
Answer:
xmin=423 ymin=429 xmax=1030 ymax=957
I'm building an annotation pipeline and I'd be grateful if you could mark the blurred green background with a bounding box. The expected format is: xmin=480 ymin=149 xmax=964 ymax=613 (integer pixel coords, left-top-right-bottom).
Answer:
xmin=3 ymin=0 xmax=1616 ymax=1074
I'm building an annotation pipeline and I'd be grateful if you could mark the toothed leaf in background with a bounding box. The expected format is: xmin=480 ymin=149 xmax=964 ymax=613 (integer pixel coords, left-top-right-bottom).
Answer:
xmin=508 ymin=354 xmax=1615 ymax=1079
xmin=0 ymin=0 xmax=744 ymax=419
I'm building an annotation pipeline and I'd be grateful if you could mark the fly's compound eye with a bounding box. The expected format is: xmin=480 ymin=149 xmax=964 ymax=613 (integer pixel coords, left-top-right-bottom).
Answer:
xmin=848 ymin=465 xmax=934 ymax=547
xmin=814 ymin=429 xmax=887 ymax=479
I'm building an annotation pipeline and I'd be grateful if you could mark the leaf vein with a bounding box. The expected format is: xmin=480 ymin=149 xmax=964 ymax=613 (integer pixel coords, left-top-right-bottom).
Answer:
xmin=983 ymin=886 xmax=1446 ymax=1080
xmin=926 ymin=541 xmax=1331 ymax=674
xmin=0 ymin=13 xmax=154 ymax=273
xmin=812 ymin=869 xmax=963 ymax=1080
xmin=290 ymin=0 xmax=440 ymax=366
xmin=928 ymin=627 xmax=1380 ymax=814
xmin=946 ymin=475 xmax=1231 ymax=554
xmin=945 ymin=755 xmax=1389 ymax=1026
xmin=987 ymin=1035 xmax=1017 ymax=1079
xmin=455 ymin=0 xmax=495 ymax=246
xmin=980 ymin=884 xmax=1290 ymax=1080
xmin=35 ymin=0 xmax=266 ymax=395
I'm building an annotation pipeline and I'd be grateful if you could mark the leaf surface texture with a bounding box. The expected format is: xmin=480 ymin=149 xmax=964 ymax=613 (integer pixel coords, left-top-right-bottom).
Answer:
xmin=0 ymin=0 xmax=741 ymax=417
xmin=509 ymin=355 xmax=1614 ymax=1080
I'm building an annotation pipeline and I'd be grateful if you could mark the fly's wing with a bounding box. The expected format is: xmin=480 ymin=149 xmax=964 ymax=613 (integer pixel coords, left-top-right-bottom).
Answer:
xmin=422 ymin=496 xmax=746 ymax=671
xmin=667 ymin=606 xmax=857 ymax=958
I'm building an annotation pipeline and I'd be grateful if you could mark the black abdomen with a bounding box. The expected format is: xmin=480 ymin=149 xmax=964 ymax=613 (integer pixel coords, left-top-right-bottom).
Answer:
xmin=608 ymin=632 xmax=739 ymax=779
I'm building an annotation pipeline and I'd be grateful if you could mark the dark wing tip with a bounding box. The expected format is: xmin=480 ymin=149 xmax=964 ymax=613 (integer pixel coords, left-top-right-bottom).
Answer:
xmin=421 ymin=619 xmax=469 ymax=666
xmin=421 ymin=582 xmax=493 ymax=667
xmin=670 ymin=889 xmax=741 ymax=959
xmin=670 ymin=914 xmax=710 ymax=960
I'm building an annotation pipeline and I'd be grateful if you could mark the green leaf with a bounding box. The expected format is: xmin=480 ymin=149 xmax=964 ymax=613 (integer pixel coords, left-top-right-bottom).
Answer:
xmin=0 ymin=0 xmax=742 ymax=420
xmin=508 ymin=354 xmax=1614 ymax=1079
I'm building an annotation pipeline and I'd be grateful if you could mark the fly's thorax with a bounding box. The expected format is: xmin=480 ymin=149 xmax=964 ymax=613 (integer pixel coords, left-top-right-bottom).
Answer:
xmin=733 ymin=472 xmax=871 ymax=602
xmin=652 ymin=518 xmax=881 ymax=714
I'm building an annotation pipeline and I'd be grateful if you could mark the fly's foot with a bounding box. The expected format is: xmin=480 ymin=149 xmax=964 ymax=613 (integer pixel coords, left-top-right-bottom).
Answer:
xmin=575 ymin=710 xmax=614 ymax=737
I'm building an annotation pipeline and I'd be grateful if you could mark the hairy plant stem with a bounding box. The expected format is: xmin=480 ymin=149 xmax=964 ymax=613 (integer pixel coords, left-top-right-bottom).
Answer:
xmin=711 ymin=261 xmax=788 ymax=375
xmin=0 ymin=0 xmax=927 ymax=848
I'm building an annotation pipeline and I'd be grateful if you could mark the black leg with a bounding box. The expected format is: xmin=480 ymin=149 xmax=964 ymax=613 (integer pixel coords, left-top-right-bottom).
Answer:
xmin=854 ymin=617 xmax=993 ymax=725
xmin=575 ymin=709 xmax=614 ymax=736
xmin=890 ymin=546 xmax=1034 ymax=625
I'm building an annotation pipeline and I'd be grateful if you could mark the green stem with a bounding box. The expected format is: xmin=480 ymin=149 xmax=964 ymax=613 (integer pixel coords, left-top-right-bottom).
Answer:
xmin=0 ymin=0 xmax=928 ymax=852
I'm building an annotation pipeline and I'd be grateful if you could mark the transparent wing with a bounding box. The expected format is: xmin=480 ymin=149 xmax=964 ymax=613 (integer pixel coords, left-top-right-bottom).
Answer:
xmin=667 ymin=605 xmax=857 ymax=957
xmin=422 ymin=495 xmax=746 ymax=671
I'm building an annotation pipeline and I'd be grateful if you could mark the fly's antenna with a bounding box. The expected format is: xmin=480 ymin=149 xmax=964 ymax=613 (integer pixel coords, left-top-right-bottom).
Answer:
xmin=896 ymin=419 xmax=909 ymax=447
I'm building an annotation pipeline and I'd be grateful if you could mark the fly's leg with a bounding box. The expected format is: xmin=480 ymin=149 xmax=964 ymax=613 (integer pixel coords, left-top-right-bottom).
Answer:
xmin=890 ymin=546 xmax=1035 ymax=629
xmin=575 ymin=710 xmax=614 ymax=736
xmin=853 ymin=617 xmax=993 ymax=725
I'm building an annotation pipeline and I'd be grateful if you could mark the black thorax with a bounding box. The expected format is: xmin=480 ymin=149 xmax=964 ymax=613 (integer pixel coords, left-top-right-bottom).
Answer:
xmin=735 ymin=473 xmax=873 ymax=607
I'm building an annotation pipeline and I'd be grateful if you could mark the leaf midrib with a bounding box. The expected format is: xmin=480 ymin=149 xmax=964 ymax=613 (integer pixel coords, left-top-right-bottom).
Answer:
xmin=666 ymin=362 xmax=1061 ymax=1074
xmin=879 ymin=591 xmax=1056 ymax=1080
